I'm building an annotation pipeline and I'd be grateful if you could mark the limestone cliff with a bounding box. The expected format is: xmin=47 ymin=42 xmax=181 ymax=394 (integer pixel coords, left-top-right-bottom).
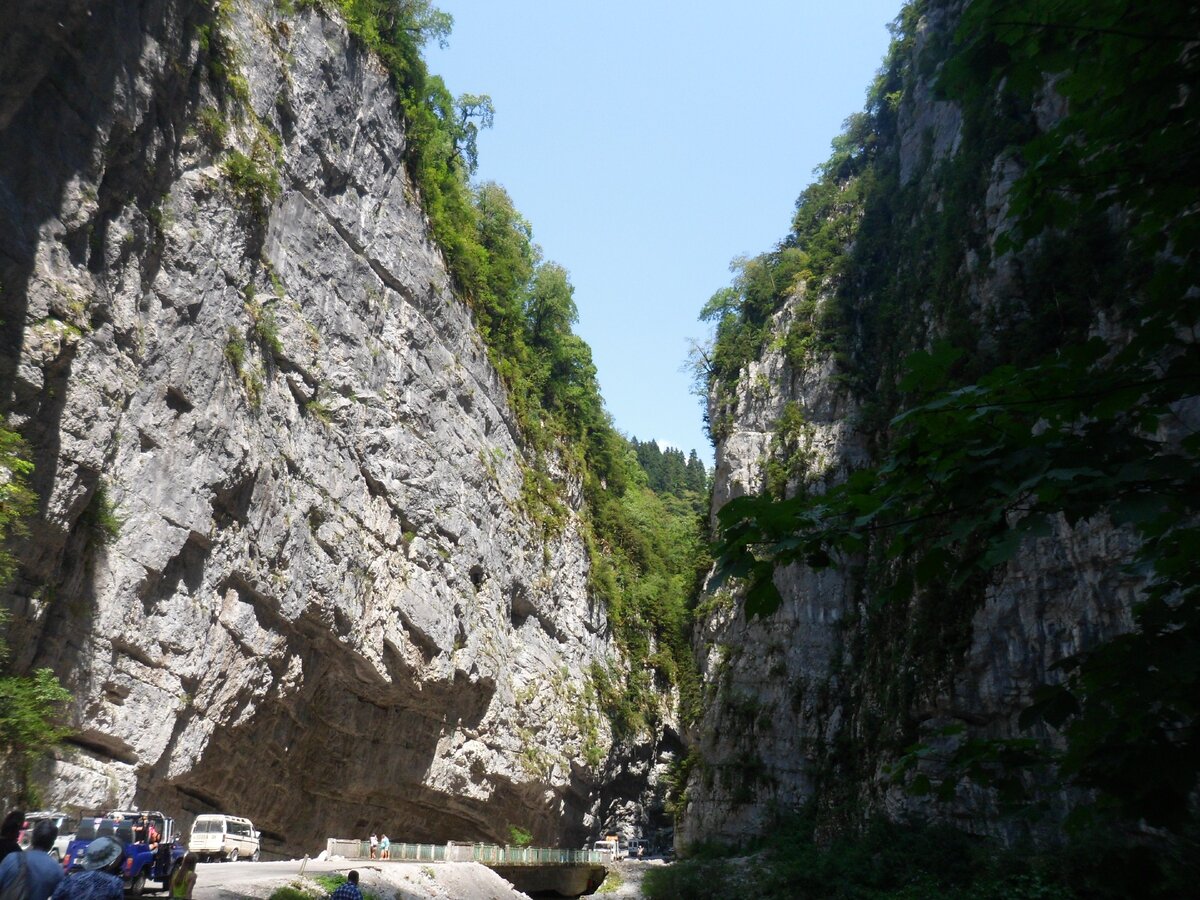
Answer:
xmin=0 ymin=0 xmax=658 ymax=852
xmin=683 ymin=0 xmax=1157 ymax=847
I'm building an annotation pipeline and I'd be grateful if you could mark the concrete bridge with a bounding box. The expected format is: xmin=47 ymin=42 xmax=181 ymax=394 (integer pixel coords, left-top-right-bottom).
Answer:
xmin=326 ymin=839 xmax=608 ymax=897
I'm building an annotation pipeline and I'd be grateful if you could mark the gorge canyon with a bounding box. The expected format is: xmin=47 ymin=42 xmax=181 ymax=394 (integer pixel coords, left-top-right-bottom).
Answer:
xmin=1 ymin=0 xmax=1195 ymax=889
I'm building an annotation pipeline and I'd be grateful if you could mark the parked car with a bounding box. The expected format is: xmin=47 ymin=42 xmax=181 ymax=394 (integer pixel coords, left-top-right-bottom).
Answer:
xmin=188 ymin=814 xmax=259 ymax=862
xmin=592 ymin=839 xmax=625 ymax=861
xmin=63 ymin=810 xmax=185 ymax=895
xmin=18 ymin=811 xmax=78 ymax=861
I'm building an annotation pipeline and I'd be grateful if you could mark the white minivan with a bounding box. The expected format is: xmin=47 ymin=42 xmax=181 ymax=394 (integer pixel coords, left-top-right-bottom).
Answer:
xmin=189 ymin=814 xmax=260 ymax=862
xmin=593 ymin=839 xmax=625 ymax=861
xmin=18 ymin=811 xmax=78 ymax=861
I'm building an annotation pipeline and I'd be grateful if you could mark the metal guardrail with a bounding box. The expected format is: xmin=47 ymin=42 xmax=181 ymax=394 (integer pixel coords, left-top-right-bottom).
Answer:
xmin=326 ymin=839 xmax=603 ymax=865
xmin=468 ymin=844 xmax=603 ymax=865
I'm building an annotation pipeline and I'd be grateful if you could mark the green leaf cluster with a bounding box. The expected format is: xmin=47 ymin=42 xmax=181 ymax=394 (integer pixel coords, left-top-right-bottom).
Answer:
xmin=585 ymin=461 xmax=712 ymax=733
xmin=220 ymin=141 xmax=281 ymax=212
xmin=79 ymin=482 xmax=123 ymax=547
xmin=0 ymin=421 xmax=36 ymax=588
xmin=198 ymin=0 xmax=249 ymax=106
xmin=939 ymin=1 xmax=1200 ymax=261
xmin=629 ymin=439 xmax=708 ymax=506
xmin=505 ymin=824 xmax=533 ymax=847
xmin=0 ymin=667 xmax=73 ymax=800
xmin=763 ymin=401 xmax=815 ymax=500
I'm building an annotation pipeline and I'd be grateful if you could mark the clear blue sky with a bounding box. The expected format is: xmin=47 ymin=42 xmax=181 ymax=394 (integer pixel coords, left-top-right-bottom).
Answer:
xmin=427 ymin=1 xmax=902 ymax=466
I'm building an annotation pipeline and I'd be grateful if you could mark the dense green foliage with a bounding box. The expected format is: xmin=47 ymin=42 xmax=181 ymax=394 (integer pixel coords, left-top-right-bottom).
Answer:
xmin=586 ymin=455 xmax=710 ymax=734
xmin=505 ymin=824 xmax=533 ymax=847
xmin=0 ymin=419 xmax=72 ymax=805
xmin=707 ymin=0 xmax=1198 ymax=853
xmin=629 ymin=439 xmax=708 ymax=507
xmin=0 ymin=422 xmax=35 ymax=588
xmin=644 ymin=808 xmax=1196 ymax=900
xmin=79 ymin=482 xmax=123 ymax=547
xmin=0 ymin=665 xmax=73 ymax=805
xmin=220 ymin=146 xmax=282 ymax=210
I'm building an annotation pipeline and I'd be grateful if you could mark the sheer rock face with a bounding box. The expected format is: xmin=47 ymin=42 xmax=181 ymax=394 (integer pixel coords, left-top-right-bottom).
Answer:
xmin=687 ymin=293 xmax=870 ymax=843
xmin=683 ymin=3 xmax=1139 ymax=847
xmin=1 ymin=0 xmax=629 ymax=853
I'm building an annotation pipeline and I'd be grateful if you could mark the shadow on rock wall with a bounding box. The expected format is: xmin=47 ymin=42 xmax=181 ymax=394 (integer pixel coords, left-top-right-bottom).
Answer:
xmin=0 ymin=0 xmax=214 ymax=674
xmin=129 ymin=601 xmax=592 ymax=854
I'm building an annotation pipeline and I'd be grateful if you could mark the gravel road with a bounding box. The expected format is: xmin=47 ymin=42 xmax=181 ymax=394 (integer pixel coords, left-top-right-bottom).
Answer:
xmin=594 ymin=857 xmax=668 ymax=899
xmin=182 ymin=855 xmax=670 ymax=900
xmin=188 ymin=857 xmax=532 ymax=900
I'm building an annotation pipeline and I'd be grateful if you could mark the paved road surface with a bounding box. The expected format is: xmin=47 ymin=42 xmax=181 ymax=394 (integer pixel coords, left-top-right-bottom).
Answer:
xmin=180 ymin=855 xmax=668 ymax=900
xmin=190 ymin=858 xmax=367 ymax=899
xmin=182 ymin=857 xmax=533 ymax=900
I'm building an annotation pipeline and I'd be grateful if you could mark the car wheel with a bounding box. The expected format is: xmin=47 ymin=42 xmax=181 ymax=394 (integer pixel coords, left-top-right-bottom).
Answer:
xmin=130 ymin=872 xmax=147 ymax=896
xmin=228 ymin=848 xmax=238 ymax=863
xmin=251 ymin=850 xmax=260 ymax=863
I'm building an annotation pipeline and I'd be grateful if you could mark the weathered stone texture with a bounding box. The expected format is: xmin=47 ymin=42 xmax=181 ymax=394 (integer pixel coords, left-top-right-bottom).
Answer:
xmin=683 ymin=3 xmax=1141 ymax=848
xmin=1 ymin=0 xmax=640 ymax=853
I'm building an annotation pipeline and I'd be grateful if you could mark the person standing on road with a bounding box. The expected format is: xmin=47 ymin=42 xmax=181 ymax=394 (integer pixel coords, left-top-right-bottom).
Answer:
xmin=0 ymin=811 xmax=24 ymax=863
xmin=328 ymin=870 xmax=363 ymax=900
xmin=0 ymin=820 xmax=64 ymax=900
xmin=368 ymin=834 xmax=377 ymax=860
xmin=378 ymin=836 xmax=389 ymax=860
xmin=50 ymin=835 xmax=124 ymax=900
xmin=169 ymin=853 xmax=198 ymax=900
